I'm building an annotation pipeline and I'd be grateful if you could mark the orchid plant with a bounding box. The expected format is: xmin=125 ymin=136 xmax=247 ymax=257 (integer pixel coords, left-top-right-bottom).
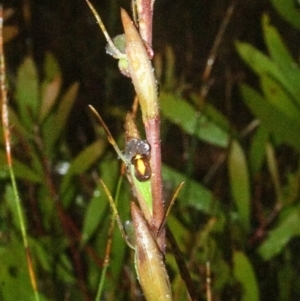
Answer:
xmin=85 ymin=0 xmax=176 ymax=300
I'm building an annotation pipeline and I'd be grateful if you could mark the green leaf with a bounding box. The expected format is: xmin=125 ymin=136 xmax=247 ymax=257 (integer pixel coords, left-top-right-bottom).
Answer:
xmin=56 ymin=252 xmax=75 ymax=284
xmin=233 ymin=251 xmax=259 ymax=301
xmin=29 ymin=237 xmax=52 ymax=272
xmin=259 ymin=207 xmax=300 ymax=260
xmin=270 ymin=0 xmax=300 ymax=29
xmin=263 ymin=14 xmax=299 ymax=72
xmin=3 ymin=108 xmax=44 ymax=178
xmin=16 ymin=56 xmax=39 ymax=129
xmin=40 ymin=53 xmax=62 ymax=124
xmin=8 ymin=107 xmax=31 ymax=139
xmin=262 ymin=14 xmax=300 ymax=107
xmin=162 ymin=164 xmax=218 ymax=214
xmin=240 ymin=84 xmax=300 ymax=151
xmin=189 ymin=93 xmax=231 ymax=133
xmin=55 ymin=82 xmax=79 ymax=134
xmin=60 ymin=139 xmax=106 ymax=193
xmin=80 ymin=186 xmax=108 ymax=247
xmin=0 ymin=239 xmax=33 ymax=301
xmin=236 ymin=42 xmax=300 ymax=103
xmin=43 ymin=82 xmax=79 ymax=154
xmin=40 ymin=75 xmax=62 ymax=123
xmin=228 ymin=140 xmax=251 ymax=232
xmin=236 ymin=41 xmax=278 ymax=80
xmin=164 ymin=46 xmax=176 ymax=91
xmin=107 ymin=188 xmax=130 ymax=296
xmin=249 ymin=125 xmax=268 ymax=175
xmin=277 ymin=252 xmax=294 ymax=301
xmin=202 ymin=103 xmax=231 ymax=134
xmin=266 ymin=142 xmax=281 ymax=199
xmin=43 ymin=52 xmax=61 ymax=81
xmin=260 ymin=74 xmax=300 ymax=120
xmin=4 ymin=185 xmax=23 ymax=231
xmin=0 ymin=151 xmax=42 ymax=183
xmin=160 ymin=92 xmax=229 ymax=148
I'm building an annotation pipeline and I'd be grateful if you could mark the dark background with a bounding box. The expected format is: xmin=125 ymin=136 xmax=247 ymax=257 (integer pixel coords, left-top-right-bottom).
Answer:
xmin=3 ymin=0 xmax=299 ymax=173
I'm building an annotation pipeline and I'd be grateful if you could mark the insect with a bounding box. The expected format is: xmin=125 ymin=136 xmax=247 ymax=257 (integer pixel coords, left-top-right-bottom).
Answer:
xmin=132 ymin=153 xmax=151 ymax=181
xmin=89 ymin=105 xmax=151 ymax=183
xmin=124 ymin=138 xmax=151 ymax=182
xmin=88 ymin=105 xmax=195 ymax=301
xmin=85 ymin=2 xmax=193 ymax=298
xmin=89 ymin=105 xmax=153 ymax=222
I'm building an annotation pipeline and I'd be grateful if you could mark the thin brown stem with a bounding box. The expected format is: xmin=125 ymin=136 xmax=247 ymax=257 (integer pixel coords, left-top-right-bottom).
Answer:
xmin=201 ymin=0 xmax=236 ymax=87
xmin=34 ymin=128 xmax=97 ymax=300
xmin=0 ymin=6 xmax=39 ymax=297
xmin=145 ymin=117 xmax=165 ymax=250
xmin=136 ymin=0 xmax=154 ymax=48
xmin=166 ymin=227 xmax=198 ymax=301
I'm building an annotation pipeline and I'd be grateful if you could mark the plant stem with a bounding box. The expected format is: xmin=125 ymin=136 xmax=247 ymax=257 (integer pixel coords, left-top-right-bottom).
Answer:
xmin=136 ymin=0 xmax=155 ymax=48
xmin=145 ymin=117 xmax=165 ymax=250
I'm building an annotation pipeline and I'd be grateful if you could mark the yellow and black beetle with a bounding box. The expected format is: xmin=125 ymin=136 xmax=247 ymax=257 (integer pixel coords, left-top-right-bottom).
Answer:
xmin=124 ymin=138 xmax=151 ymax=182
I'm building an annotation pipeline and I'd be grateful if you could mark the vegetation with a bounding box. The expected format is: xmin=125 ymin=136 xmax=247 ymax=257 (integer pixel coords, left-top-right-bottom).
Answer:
xmin=0 ymin=0 xmax=300 ymax=300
